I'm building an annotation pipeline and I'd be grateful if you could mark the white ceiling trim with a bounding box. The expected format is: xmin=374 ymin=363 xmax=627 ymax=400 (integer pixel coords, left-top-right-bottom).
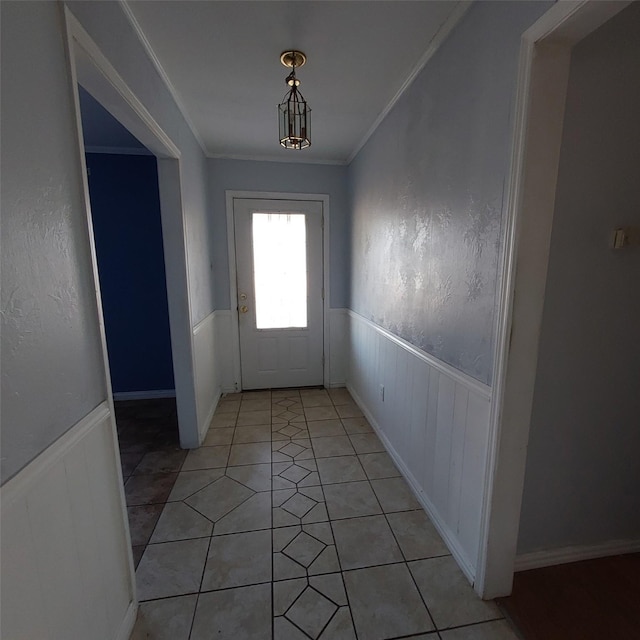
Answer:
xmin=119 ymin=0 xmax=210 ymax=157
xmin=346 ymin=0 xmax=473 ymax=164
xmin=208 ymin=152 xmax=347 ymax=167
xmin=119 ymin=0 xmax=470 ymax=168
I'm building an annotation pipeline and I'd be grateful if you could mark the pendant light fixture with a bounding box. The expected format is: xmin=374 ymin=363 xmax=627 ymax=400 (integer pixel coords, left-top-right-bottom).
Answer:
xmin=278 ymin=50 xmax=311 ymax=150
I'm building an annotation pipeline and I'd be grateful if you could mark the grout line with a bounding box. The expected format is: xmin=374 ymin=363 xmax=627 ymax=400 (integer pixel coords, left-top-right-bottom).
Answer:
xmin=125 ymin=389 xmax=459 ymax=639
xmin=446 ymin=616 xmax=507 ymax=631
xmin=187 ymin=591 xmax=199 ymax=639
xmin=194 ymin=577 xmax=275 ymax=597
xmin=310 ymin=584 xmax=342 ymax=639
xmin=135 ymin=590 xmax=201 ymax=604
xmin=383 ymin=508 xmax=439 ymax=633
xmin=270 ymin=454 xmax=275 ymax=640
xmin=329 ymin=389 xmax=359 ymax=638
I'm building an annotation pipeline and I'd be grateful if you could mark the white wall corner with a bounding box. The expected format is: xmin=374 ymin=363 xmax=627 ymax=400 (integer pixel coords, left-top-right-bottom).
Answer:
xmin=116 ymin=601 xmax=139 ymax=640
xmin=193 ymin=310 xmax=222 ymax=443
xmin=214 ymin=310 xmax=237 ymax=393
xmin=328 ymin=308 xmax=349 ymax=387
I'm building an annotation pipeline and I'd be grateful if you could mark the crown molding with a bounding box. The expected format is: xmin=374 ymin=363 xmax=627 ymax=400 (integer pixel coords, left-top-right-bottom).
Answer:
xmin=208 ymin=152 xmax=347 ymax=166
xmin=119 ymin=0 xmax=210 ymax=157
xmin=347 ymin=0 xmax=472 ymax=164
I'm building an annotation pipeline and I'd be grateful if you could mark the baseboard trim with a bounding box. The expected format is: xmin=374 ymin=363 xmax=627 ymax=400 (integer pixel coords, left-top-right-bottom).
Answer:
xmin=116 ymin=600 xmax=138 ymax=640
xmin=221 ymin=386 xmax=238 ymax=395
xmin=515 ymin=539 xmax=640 ymax=571
xmin=199 ymin=387 xmax=222 ymax=443
xmin=347 ymin=310 xmax=491 ymax=400
xmin=112 ymin=389 xmax=176 ymax=401
xmin=347 ymin=383 xmax=476 ymax=583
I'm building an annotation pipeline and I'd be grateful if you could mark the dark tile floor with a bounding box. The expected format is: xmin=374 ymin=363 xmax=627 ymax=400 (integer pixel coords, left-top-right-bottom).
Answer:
xmin=116 ymin=398 xmax=186 ymax=567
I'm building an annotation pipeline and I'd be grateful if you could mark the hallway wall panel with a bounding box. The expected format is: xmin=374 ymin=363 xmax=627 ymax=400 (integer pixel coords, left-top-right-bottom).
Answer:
xmin=1 ymin=0 xmax=107 ymax=485
xmin=347 ymin=311 xmax=491 ymax=579
xmin=1 ymin=404 xmax=135 ymax=640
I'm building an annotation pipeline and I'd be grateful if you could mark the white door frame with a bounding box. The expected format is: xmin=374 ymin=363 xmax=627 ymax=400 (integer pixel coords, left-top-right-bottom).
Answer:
xmin=225 ymin=191 xmax=331 ymax=391
xmin=476 ymin=0 xmax=633 ymax=599
xmin=63 ymin=7 xmax=201 ymax=451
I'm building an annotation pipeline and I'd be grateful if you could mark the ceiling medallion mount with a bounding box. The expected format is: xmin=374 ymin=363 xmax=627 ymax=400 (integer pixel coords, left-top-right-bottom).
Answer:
xmin=278 ymin=50 xmax=311 ymax=150
xmin=280 ymin=50 xmax=307 ymax=69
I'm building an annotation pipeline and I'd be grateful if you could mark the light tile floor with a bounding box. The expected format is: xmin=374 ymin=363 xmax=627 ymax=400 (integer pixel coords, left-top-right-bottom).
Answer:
xmin=130 ymin=388 xmax=519 ymax=640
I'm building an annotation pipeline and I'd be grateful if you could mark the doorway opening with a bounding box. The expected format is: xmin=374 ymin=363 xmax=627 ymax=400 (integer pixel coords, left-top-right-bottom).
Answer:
xmin=77 ymin=85 xmax=185 ymax=566
xmin=80 ymin=88 xmax=175 ymax=402
xmin=226 ymin=192 xmax=331 ymax=391
xmin=478 ymin=0 xmax=636 ymax=601
xmin=65 ymin=8 xmax=203 ymax=581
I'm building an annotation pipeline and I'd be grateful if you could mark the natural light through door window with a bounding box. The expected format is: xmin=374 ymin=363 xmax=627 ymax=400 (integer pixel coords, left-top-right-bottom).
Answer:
xmin=252 ymin=213 xmax=307 ymax=329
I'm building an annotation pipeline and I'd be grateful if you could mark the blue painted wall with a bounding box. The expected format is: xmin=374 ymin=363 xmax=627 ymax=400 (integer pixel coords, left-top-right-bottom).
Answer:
xmin=79 ymin=86 xmax=148 ymax=152
xmin=87 ymin=153 xmax=175 ymax=393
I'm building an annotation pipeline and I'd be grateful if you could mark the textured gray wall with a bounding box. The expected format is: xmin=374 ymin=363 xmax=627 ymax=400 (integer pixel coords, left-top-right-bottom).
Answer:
xmin=208 ymin=158 xmax=349 ymax=310
xmin=518 ymin=3 xmax=640 ymax=554
xmin=2 ymin=0 xmax=217 ymax=483
xmin=1 ymin=2 xmax=107 ymax=483
xmin=348 ymin=1 xmax=551 ymax=385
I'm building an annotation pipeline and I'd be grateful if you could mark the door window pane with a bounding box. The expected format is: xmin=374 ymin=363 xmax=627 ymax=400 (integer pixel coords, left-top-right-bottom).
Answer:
xmin=252 ymin=213 xmax=307 ymax=329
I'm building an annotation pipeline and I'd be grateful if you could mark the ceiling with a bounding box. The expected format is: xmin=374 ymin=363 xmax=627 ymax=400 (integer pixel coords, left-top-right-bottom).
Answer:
xmin=123 ymin=1 xmax=466 ymax=164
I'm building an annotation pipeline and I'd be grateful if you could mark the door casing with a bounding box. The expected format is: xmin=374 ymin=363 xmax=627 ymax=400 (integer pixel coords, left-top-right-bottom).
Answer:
xmin=226 ymin=191 xmax=331 ymax=391
xmin=476 ymin=0 xmax=634 ymax=599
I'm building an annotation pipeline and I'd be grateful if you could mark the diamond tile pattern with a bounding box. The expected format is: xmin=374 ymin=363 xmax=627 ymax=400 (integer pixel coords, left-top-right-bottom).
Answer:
xmin=122 ymin=389 xmax=512 ymax=639
xmin=280 ymin=464 xmax=311 ymax=484
xmin=286 ymin=586 xmax=338 ymax=638
xmin=283 ymin=531 xmax=325 ymax=567
xmin=282 ymin=492 xmax=317 ymax=518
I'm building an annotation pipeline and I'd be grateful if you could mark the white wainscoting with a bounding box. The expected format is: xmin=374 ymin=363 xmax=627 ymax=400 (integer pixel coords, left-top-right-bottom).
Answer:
xmin=346 ymin=310 xmax=492 ymax=582
xmin=0 ymin=402 xmax=136 ymax=640
xmin=214 ymin=310 xmax=237 ymax=394
xmin=194 ymin=311 xmax=221 ymax=442
xmin=193 ymin=310 xmax=238 ymax=442
xmin=328 ymin=308 xmax=348 ymax=387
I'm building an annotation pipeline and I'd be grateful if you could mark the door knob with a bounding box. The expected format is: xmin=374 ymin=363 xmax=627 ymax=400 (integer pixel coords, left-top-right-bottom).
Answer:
xmin=240 ymin=305 xmax=249 ymax=313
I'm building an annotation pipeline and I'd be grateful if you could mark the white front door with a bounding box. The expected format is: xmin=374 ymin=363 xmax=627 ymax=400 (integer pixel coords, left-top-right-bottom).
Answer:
xmin=233 ymin=198 xmax=324 ymax=389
